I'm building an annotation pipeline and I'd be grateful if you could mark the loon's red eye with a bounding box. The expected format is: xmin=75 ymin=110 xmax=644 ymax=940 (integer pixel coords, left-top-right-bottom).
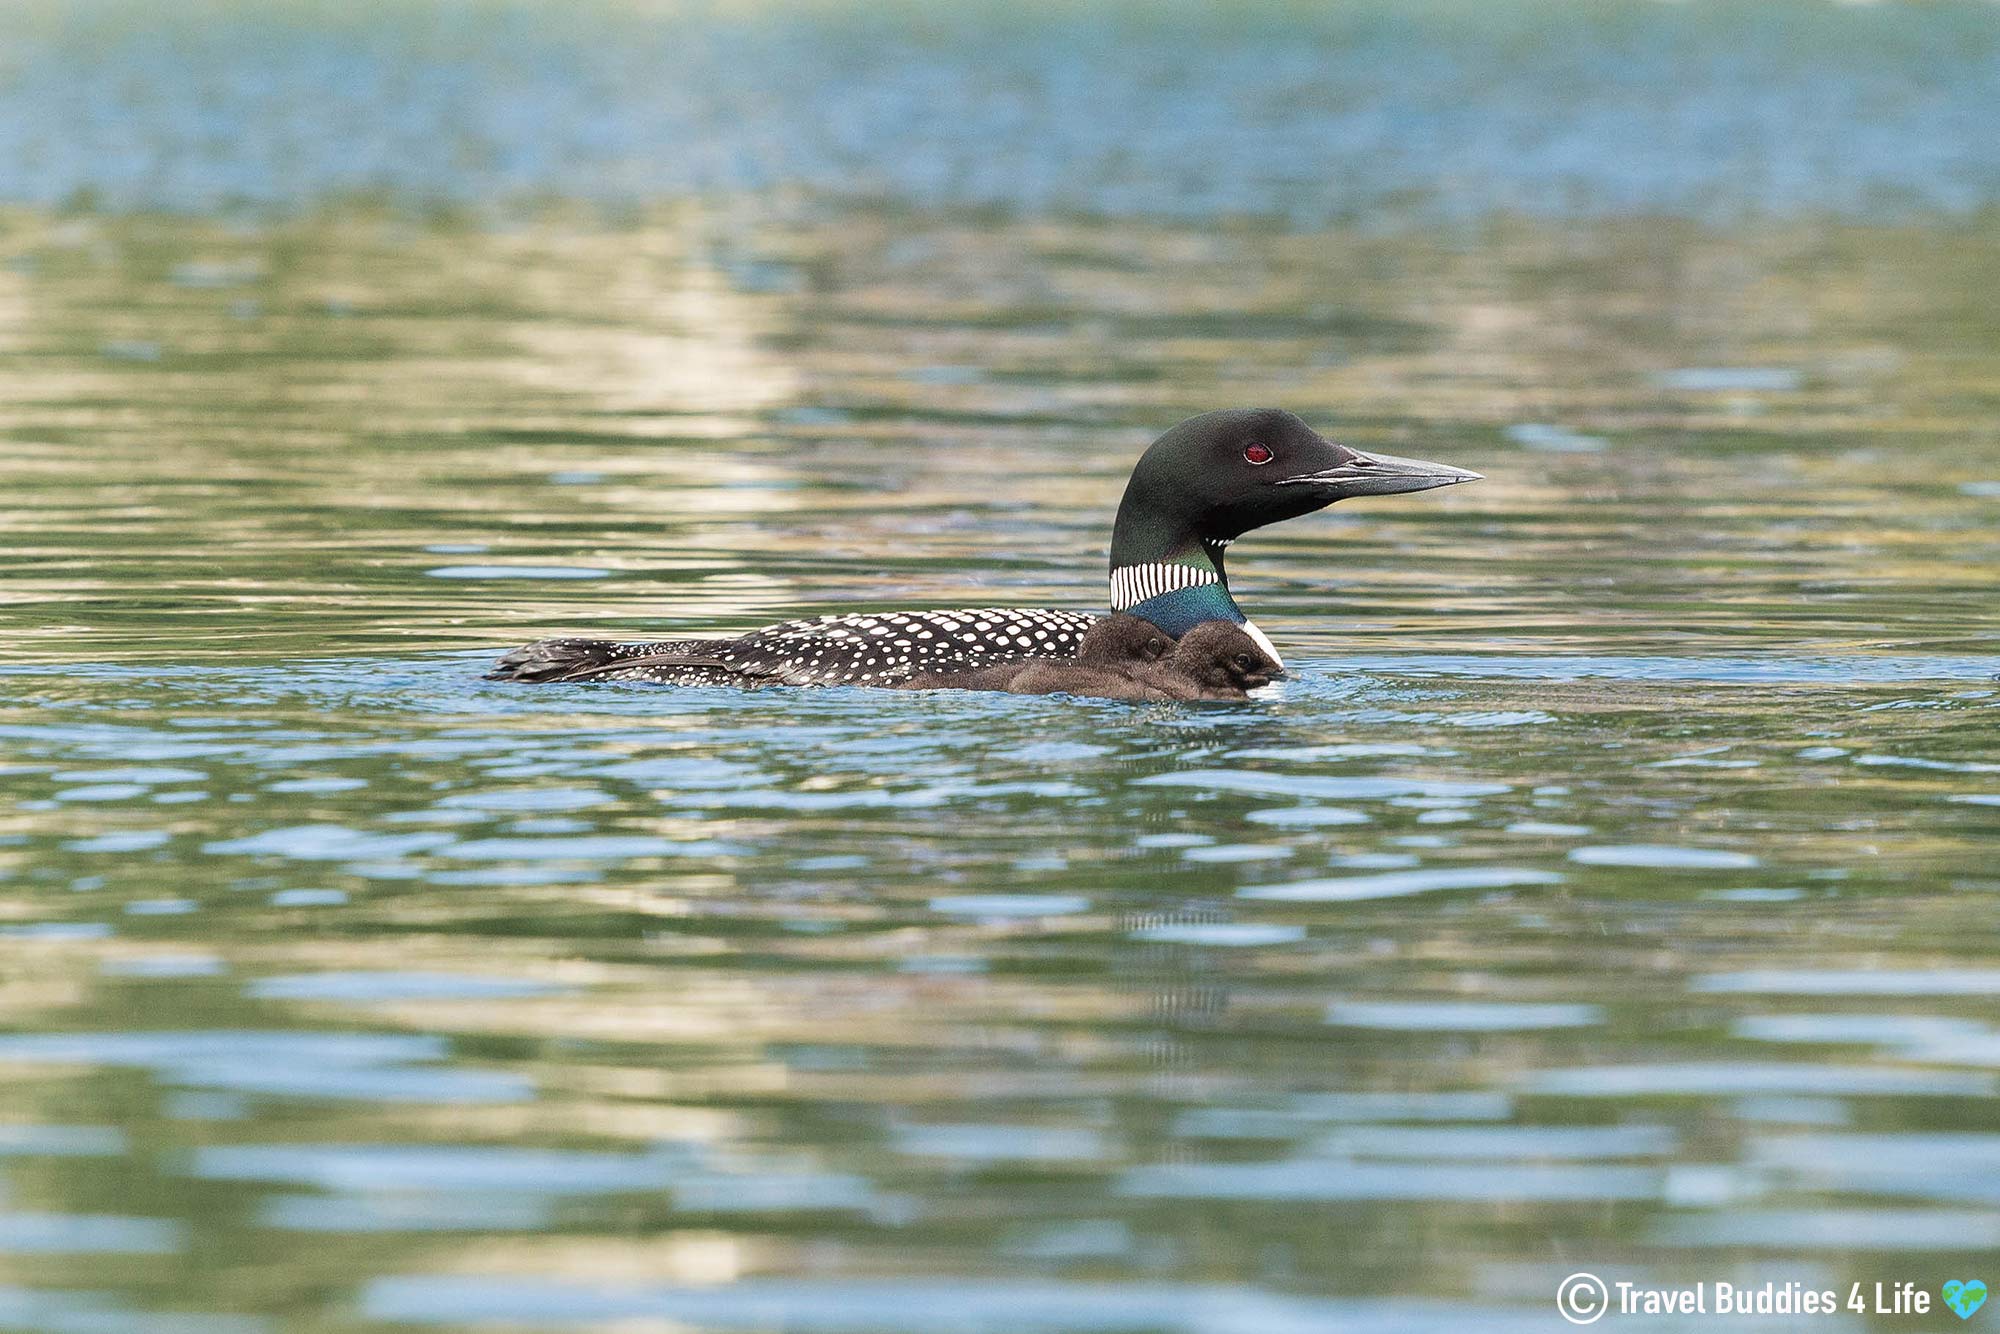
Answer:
xmin=1243 ymin=442 xmax=1273 ymax=465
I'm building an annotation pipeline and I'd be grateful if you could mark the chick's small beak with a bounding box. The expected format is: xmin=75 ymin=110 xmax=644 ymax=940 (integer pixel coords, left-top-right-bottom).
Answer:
xmin=1276 ymin=446 xmax=1483 ymax=499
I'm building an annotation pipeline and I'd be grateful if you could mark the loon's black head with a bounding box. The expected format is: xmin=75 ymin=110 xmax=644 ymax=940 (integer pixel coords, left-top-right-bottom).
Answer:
xmin=1113 ymin=408 xmax=1482 ymax=554
xmin=1173 ymin=620 xmax=1283 ymax=692
xmin=1104 ymin=408 xmax=1480 ymax=650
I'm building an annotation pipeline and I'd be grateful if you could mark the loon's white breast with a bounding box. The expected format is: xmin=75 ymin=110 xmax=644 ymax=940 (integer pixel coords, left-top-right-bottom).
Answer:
xmin=1238 ymin=618 xmax=1283 ymax=672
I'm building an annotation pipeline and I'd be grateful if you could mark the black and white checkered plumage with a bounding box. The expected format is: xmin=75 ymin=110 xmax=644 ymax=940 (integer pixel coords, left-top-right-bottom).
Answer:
xmin=487 ymin=608 xmax=1099 ymax=687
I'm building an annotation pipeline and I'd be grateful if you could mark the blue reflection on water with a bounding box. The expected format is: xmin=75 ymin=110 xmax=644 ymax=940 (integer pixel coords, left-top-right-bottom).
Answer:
xmin=2 ymin=3 xmax=1998 ymax=225
xmin=364 ymin=1274 xmax=1560 ymax=1333
xmin=0 ymin=1031 xmax=531 ymax=1103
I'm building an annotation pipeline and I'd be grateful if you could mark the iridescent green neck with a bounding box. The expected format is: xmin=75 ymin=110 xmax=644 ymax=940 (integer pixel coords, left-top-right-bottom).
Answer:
xmin=1106 ymin=486 xmax=1284 ymax=665
xmin=1124 ymin=582 xmax=1243 ymax=636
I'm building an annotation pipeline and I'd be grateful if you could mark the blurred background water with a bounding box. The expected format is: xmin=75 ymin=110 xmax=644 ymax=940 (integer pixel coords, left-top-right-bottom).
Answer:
xmin=2 ymin=2 xmax=2000 ymax=1331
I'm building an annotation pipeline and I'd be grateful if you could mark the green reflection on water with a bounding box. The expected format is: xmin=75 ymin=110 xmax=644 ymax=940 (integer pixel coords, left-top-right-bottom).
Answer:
xmin=0 ymin=205 xmax=1998 ymax=1330
xmin=4 ymin=209 xmax=1998 ymax=664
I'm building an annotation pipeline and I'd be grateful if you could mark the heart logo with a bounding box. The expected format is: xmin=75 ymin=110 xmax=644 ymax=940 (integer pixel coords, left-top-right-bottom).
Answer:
xmin=1944 ymin=1280 xmax=1988 ymax=1320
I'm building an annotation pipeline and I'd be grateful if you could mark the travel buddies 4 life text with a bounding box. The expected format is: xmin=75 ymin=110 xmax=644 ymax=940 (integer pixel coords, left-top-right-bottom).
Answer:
xmin=1557 ymin=1275 xmax=1989 ymax=1324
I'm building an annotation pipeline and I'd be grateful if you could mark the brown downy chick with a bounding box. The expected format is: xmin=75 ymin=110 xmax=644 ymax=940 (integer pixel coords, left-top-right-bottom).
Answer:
xmin=1157 ymin=621 xmax=1283 ymax=699
xmin=896 ymin=613 xmax=1173 ymax=695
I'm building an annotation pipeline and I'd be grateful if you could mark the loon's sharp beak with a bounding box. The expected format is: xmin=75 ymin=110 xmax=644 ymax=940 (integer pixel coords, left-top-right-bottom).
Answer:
xmin=1277 ymin=448 xmax=1483 ymax=498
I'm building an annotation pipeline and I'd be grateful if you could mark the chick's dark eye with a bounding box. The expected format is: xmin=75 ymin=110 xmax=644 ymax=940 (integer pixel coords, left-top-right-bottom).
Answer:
xmin=1234 ymin=654 xmax=1254 ymax=669
xmin=1243 ymin=442 xmax=1273 ymax=465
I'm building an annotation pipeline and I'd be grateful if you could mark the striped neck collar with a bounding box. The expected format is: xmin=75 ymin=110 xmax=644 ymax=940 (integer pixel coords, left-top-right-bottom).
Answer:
xmin=1111 ymin=538 xmax=1225 ymax=605
xmin=1109 ymin=559 xmax=1223 ymax=613
xmin=1109 ymin=537 xmax=1232 ymax=629
xmin=1107 ymin=550 xmax=1282 ymax=670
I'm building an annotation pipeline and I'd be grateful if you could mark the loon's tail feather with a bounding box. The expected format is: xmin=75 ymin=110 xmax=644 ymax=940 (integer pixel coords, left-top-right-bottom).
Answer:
xmin=485 ymin=637 xmax=816 ymax=687
xmin=552 ymin=651 xmax=772 ymax=684
xmin=484 ymin=637 xmax=725 ymax=683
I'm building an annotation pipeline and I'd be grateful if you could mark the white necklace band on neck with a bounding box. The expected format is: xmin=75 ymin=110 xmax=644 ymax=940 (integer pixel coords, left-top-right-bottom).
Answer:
xmin=1109 ymin=562 xmax=1221 ymax=611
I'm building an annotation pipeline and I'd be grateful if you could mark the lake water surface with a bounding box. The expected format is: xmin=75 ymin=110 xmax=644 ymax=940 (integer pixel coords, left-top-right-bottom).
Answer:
xmin=3 ymin=4 xmax=2000 ymax=1331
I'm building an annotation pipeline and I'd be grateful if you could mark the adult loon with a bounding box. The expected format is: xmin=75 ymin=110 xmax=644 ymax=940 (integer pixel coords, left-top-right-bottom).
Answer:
xmin=896 ymin=616 xmax=1282 ymax=702
xmin=487 ymin=408 xmax=1480 ymax=687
